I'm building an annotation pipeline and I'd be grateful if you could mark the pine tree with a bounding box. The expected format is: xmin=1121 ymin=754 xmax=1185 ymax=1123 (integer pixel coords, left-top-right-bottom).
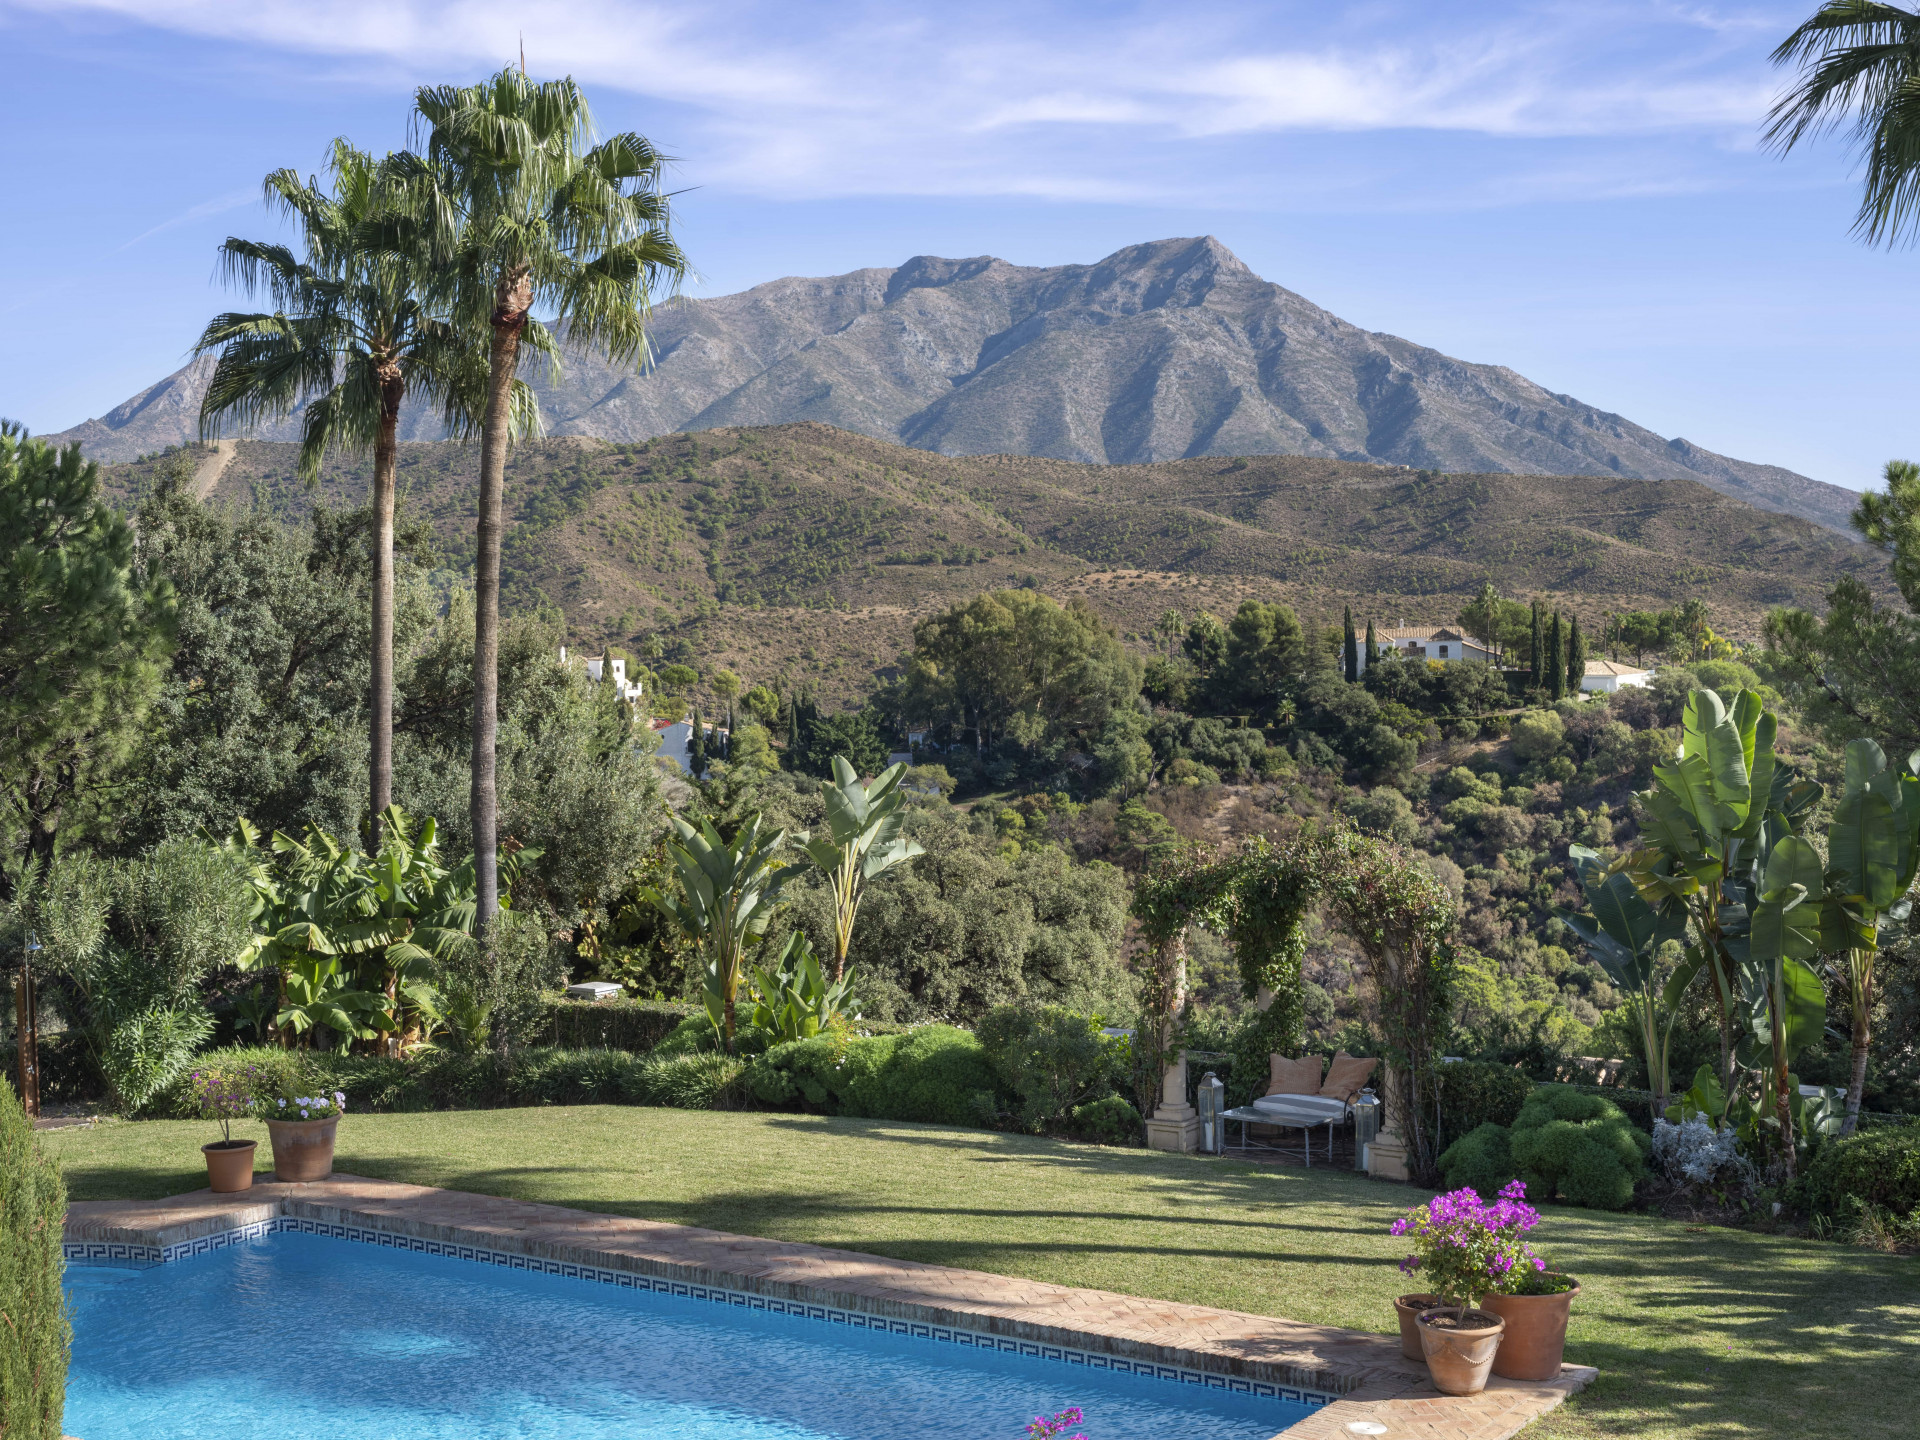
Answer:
xmin=1364 ymin=619 xmax=1379 ymax=667
xmin=1548 ymin=611 xmax=1566 ymax=700
xmin=1565 ymin=614 xmax=1587 ymax=696
xmin=1530 ymin=600 xmax=1545 ymax=689
xmin=1343 ymin=605 xmax=1359 ymax=682
xmin=688 ymin=705 xmax=707 ymax=778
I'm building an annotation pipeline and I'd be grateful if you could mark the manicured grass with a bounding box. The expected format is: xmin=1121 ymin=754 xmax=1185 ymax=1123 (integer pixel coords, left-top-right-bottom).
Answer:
xmin=47 ymin=1108 xmax=1918 ymax=1440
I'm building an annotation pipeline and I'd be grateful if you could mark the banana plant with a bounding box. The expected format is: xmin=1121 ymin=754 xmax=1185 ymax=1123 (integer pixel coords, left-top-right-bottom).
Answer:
xmin=1740 ymin=833 xmax=1830 ymax=1172
xmin=802 ymin=757 xmax=925 ymax=982
xmin=1560 ymin=844 xmax=1691 ymax=1112
xmin=745 ymin=932 xmax=857 ymax=1045
xmin=1622 ymin=689 xmax=1820 ymax=1100
xmin=210 ymin=806 xmax=499 ymax=1053
xmin=641 ymin=814 xmax=802 ymax=1050
xmin=1822 ymin=740 xmax=1920 ymax=1133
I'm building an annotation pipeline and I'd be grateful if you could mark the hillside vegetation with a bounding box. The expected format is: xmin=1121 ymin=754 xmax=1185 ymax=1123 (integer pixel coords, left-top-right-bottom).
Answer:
xmin=102 ymin=423 xmax=1885 ymax=704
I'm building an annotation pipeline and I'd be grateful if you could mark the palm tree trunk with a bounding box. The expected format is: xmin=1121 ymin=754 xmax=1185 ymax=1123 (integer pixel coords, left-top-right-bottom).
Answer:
xmin=472 ymin=267 xmax=531 ymax=930
xmin=369 ymin=367 xmax=403 ymax=849
xmin=1844 ymin=948 xmax=1874 ymax=1136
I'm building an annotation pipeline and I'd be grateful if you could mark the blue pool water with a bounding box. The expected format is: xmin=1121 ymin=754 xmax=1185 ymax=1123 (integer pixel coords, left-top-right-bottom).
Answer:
xmin=66 ymin=1233 xmax=1311 ymax=1439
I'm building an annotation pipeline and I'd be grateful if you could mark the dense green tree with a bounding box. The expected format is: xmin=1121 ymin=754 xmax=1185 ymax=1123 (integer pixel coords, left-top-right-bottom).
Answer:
xmin=1458 ymin=582 xmax=1532 ymax=665
xmin=1547 ymin=611 xmax=1566 ymax=700
xmin=1218 ymin=599 xmax=1304 ymax=711
xmin=1566 ymin=613 xmax=1588 ymax=694
xmin=1605 ymin=609 xmax=1667 ymax=665
xmin=766 ymin=803 xmax=1132 ymax=1023
xmin=1364 ymin=618 xmax=1380 ymax=667
xmin=1181 ymin=612 xmax=1229 ymax=678
xmin=196 ymin=140 xmax=489 ymax=846
xmin=1767 ymin=459 xmax=1920 ymax=753
xmin=0 ymin=434 xmax=175 ymax=885
xmin=903 ymin=590 xmax=1139 ymax=753
xmin=411 ymin=67 xmax=685 ymax=927
xmin=1768 ymin=3 xmax=1920 ymax=246
xmin=1530 ymin=599 xmax=1546 ymax=689
xmin=1342 ymin=604 xmax=1359 ymax=683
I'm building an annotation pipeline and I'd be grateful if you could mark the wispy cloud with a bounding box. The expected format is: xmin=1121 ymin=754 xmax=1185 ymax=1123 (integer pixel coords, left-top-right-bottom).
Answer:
xmin=116 ymin=187 xmax=258 ymax=250
xmin=23 ymin=0 xmax=1802 ymax=206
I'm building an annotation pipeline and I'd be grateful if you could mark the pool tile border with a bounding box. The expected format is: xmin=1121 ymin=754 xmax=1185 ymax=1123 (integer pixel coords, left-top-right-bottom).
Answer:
xmin=67 ymin=1216 xmax=1334 ymax=1407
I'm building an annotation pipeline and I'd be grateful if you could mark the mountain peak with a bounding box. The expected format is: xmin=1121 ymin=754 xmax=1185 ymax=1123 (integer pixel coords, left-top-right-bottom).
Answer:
xmin=42 ymin=238 xmax=1856 ymax=534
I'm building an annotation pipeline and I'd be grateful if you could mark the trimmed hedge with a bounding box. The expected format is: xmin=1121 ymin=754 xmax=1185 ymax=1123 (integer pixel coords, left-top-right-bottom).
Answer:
xmin=0 ymin=1034 xmax=99 ymax=1106
xmin=1803 ymin=1121 xmax=1920 ymax=1221
xmin=745 ymin=1027 xmax=999 ymax=1127
xmin=1 ymin=1077 xmax=70 ymax=1440
xmin=156 ymin=1046 xmax=747 ymax=1114
xmin=537 ymin=997 xmax=700 ymax=1053
xmin=1433 ymin=1061 xmax=1532 ymax=1146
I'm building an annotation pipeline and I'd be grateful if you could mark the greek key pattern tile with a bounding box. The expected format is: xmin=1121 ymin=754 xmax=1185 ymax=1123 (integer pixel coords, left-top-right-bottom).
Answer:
xmin=69 ymin=1216 xmax=1334 ymax=1408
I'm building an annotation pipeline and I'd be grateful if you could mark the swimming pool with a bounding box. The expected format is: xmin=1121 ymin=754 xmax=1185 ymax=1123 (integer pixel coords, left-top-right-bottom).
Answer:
xmin=66 ymin=1230 xmax=1321 ymax=1439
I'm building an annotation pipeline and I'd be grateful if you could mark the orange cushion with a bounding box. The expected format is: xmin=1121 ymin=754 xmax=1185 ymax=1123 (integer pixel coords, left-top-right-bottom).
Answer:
xmin=1267 ymin=1054 xmax=1325 ymax=1096
xmin=1319 ymin=1052 xmax=1378 ymax=1102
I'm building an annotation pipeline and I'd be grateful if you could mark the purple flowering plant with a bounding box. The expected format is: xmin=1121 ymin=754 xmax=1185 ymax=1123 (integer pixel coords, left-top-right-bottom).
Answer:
xmin=1027 ymin=1406 xmax=1088 ymax=1440
xmin=189 ymin=1065 xmax=262 ymax=1146
xmin=1389 ymin=1180 xmax=1547 ymax=1313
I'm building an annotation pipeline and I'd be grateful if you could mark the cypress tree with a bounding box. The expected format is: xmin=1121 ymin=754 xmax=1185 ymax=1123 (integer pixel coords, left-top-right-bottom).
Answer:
xmin=1566 ymin=614 xmax=1587 ymax=696
xmin=1529 ymin=600 xmax=1545 ymax=689
xmin=1364 ymin=619 xmax=1379 ymax=666
xmin=786 ymin=692 xmax=801 ymax=767
xmin=1342 ymin=605 xmax=1359 ymax=682
xmin=1548 ymin=612 xmax=1566 ymax=700
xmin=724 ymin=704 xmax=735 ymax=760
xmin=688 ymin=705 xmax=707 ymax=778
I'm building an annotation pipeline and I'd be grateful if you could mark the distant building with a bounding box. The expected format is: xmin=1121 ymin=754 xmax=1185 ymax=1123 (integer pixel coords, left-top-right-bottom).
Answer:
xmin=651 ymin=717 xmax=728 ymax=774
xmin=1359 ymin=624 xmax=1501 ymax=673
xmin=1581 ymin=659 xmax=1654 ymax=694
xmin=560 ymin=646 xmax=644 ymax=707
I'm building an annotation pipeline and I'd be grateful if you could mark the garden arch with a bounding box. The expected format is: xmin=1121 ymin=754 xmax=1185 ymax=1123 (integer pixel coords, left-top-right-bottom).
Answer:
xmin=1132 ymin=827 xmax=1458 ymax=1180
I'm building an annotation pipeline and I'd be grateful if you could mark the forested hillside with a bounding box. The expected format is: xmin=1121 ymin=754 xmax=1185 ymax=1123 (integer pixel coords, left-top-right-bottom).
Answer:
xmin=100 ymin=423 xmax=1886 ymax=708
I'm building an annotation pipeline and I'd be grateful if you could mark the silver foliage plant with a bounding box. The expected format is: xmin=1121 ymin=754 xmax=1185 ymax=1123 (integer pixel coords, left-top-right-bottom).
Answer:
xmin=1652 ymin=1117 xmax=1759 ymax=1196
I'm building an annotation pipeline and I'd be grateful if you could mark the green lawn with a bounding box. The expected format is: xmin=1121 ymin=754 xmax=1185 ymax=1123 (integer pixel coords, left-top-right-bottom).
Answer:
xmin=46 ymin=1108 xmax=1918 ymax=1440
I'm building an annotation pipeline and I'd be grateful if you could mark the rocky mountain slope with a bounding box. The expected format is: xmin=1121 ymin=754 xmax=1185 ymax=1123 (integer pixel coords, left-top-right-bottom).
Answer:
xmin=50 ymin=238 xmax=1860 ymax=535
xmin=98 ymin=424 xmax=1884 ymax=704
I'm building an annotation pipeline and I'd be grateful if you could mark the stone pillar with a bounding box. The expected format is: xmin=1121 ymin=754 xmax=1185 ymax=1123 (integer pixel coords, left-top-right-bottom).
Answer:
xmin=1144 ymin=929 xmax=1201 ymax=1153
xmin=1365 ymin=1063 xmax=1411 ymax=1181
xmin=1145 ymin=1049 xmax=1201 ymax=1152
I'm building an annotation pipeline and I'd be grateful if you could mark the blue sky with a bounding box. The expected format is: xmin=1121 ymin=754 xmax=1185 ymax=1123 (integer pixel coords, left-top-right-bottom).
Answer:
xmin=2 ymin=1 xmax=1912 ymax=491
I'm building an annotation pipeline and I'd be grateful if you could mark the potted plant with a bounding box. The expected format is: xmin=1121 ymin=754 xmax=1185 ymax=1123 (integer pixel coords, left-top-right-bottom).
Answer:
xmin=261 ymin=1086 xmax=348 ymax=1182
xmin=189 ymin=1066 xmax=260 ymax=1193
xmin=1389 ymin=1181 xmax=1545 ymax=1395
xmin=1480 ymin=1262 xmax=1580 ymax=1380
xmin=1391 ymin=1291 xmax=1443 ymax=1360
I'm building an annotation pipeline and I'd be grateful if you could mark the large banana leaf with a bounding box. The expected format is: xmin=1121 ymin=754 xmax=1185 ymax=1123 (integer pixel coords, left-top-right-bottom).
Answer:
xmin=1653 ymin=753 xmax=1741 ymax=847
xmin=1829 ymin=785 xmax=1899 ymax=911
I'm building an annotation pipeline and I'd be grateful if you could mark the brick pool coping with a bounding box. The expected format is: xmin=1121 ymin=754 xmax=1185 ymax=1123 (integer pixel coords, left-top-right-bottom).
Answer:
xmin=65 ymin=1175 xmax=1593 ymax=1440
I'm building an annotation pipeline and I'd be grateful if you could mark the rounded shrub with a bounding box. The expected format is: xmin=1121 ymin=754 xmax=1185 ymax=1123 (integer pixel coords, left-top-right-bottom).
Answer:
xmin=1509 ymin=710 xmax=1567 ymax=762
xmin=976 ymin=1006 xmax=1118 ymax=1132
xmin=1508 ymin=1084 xmax=1649 ymax=1209
xmin=1439 ymin=1122 xmax=1514 ymax=1197
xmin=1066 ymin=1095 xmax=1143 ymax=1146
xmin=1803 ymin=1122 xmax=1920 ymax=1220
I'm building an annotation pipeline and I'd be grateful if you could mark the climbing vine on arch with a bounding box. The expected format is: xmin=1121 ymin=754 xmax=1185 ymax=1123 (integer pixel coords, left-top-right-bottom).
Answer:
xmin=1132 ymin=824 xmax=1459 ymax=1182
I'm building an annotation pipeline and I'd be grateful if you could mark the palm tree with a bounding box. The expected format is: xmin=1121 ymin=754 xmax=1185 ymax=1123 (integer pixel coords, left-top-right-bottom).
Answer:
xmin=195 ymin=140 xmax=493 ymax=846
xmin=409 ymin=68 xmax=685 ymax=928
xmin=802 ymin=758 xmax=925 ymax=983
xmin=1767 ymin=4 xmax=1920 ymax=245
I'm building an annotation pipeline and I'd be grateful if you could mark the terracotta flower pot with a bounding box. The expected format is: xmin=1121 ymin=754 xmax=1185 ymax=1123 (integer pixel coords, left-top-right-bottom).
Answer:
xmin=1393 ymin=1293 xmax=1443 ymax=1361
xmin=202 ymin=1139 xmax=257 ymax=1193
xmin=1416 ymin=1308 xmax=1506 ymax=1396
xmin=265 ymin=1115 xmax=338 ymax=1182
xmin=1481 ymin=1278 xmax=1580 ymax=1381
